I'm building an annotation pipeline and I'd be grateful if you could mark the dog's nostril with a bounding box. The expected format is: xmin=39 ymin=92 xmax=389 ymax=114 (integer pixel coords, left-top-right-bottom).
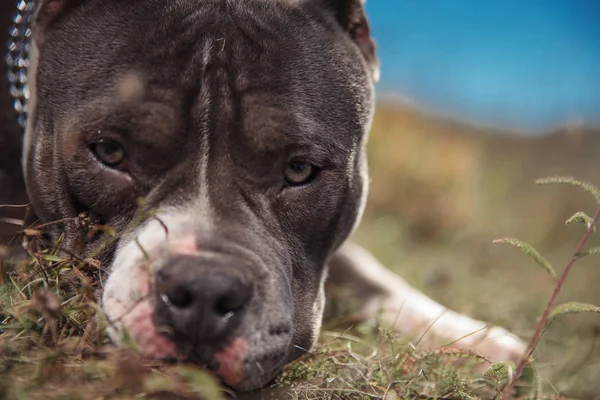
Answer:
xmin=214 ymin=292 xmax=247 ymax=317
xmin=164 ymin=287 xmax=193 ymax=308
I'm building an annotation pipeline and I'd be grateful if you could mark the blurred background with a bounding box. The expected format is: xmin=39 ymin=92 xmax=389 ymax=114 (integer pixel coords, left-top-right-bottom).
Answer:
xmin=355 ymin=1 xmax=600 ymax=398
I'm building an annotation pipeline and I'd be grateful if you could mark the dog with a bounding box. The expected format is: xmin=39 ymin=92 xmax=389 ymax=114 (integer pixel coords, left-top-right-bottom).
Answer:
xmin=0 ymin=0 xmax=525 ymax=391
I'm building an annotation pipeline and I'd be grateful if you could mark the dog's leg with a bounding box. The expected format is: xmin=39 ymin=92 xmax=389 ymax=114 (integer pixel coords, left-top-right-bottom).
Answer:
xmin=327 ymin=242 xmax=525 ymax=363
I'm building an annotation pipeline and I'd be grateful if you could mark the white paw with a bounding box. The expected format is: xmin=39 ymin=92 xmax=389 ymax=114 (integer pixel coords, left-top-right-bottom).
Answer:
xmin=465 ymin=326 xmax=527 ymax=364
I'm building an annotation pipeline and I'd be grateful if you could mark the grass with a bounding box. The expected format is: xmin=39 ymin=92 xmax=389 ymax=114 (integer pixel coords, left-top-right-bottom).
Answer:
xmin=0 ymin=247 xmax=515 ymax=399
xmin=3 ymin=102 xmax=600 ymax=399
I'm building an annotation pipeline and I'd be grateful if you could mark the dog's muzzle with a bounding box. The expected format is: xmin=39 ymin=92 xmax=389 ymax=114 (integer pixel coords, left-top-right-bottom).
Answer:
xmin=102 ymin=218 xmax=294 ymax=391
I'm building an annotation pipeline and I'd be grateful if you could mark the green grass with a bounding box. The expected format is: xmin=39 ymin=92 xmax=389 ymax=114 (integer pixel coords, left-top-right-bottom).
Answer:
xmin=0 ymin=250 xmax=515 ymax=399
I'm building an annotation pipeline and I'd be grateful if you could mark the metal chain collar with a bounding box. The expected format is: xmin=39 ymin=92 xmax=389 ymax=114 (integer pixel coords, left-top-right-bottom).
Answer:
xmin=6 ymin=0 xmax=34 ymax=130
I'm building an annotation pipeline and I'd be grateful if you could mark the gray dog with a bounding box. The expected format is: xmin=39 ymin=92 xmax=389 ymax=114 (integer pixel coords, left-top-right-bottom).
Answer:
xmin=0 ymin=0 xmax=525 ymax=391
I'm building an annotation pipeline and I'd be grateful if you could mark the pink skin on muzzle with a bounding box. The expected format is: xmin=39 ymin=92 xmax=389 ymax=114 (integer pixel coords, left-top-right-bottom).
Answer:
xmin=104 ymin=267 xmax=182 ymax=360
xmin=215 ymin=337 xmax=249 ymax=386
xmin=105 ymin=236 xmax=249 ymax=386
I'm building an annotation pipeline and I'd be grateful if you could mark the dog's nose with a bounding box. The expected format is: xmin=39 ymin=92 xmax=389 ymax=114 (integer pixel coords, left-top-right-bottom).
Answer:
xmin=154 ymin=256 xmax=253 ymax=342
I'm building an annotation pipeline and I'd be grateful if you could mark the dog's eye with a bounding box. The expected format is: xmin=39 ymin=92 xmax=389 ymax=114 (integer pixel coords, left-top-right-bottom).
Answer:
xmin=90 ymin=139 xmax=125 ymax=167
xmin=285 ymin=161 xmax=317 ymax=186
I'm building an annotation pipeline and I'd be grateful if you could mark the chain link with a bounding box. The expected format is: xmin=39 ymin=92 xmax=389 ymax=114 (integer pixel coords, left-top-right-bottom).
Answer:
xmin=6 ymin=0 xmax=34 ymax=130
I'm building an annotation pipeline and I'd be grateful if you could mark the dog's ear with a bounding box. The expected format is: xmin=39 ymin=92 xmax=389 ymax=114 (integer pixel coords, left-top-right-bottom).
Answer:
xmin=32 ymin=0 xmax=80 ymax=42
xmin=323 ymin=0 xmax=379 ymax=82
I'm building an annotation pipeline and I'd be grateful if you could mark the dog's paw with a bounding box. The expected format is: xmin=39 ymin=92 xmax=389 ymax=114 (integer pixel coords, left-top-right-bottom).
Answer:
xmin=464 ymin=326 xmax=527 ymax=364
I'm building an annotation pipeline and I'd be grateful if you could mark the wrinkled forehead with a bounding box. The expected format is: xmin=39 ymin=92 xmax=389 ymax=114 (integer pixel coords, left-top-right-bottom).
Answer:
xmin=37 ymin=0 xmax=372 ymax=143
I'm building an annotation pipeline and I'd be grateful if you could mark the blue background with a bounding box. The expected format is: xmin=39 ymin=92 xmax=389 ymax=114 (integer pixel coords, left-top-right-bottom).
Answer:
xmin=365 ymin=0 xmax=600 ymax=131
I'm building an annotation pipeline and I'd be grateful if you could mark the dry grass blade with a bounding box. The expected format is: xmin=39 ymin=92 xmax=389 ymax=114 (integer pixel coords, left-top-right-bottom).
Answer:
xmin=549 ymin=302 xmax=600 ymax=319
xmin=566 ymin=211 xmax=596 ymax=233
xmin=575 ymin=246 xmax=600 ymax=258
xmin=493 ymin=238 xmax=557 ymax=279
xmin=536 ymin=176 xmax=600 ymax=205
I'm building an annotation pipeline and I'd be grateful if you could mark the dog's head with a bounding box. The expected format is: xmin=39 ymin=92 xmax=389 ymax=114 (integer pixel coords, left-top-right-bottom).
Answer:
xmin=24 ymin=0 xmax=378 ymax=390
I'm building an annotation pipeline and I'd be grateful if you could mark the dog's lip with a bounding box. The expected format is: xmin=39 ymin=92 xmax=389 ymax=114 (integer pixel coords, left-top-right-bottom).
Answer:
xmin=149 ymin=293 xmax=294 ymax=390
xmin=214 ymin=336 xmax=249 ymax=387
xmin=152 ymin=327 xmax=292 ymax=390
xmin=151 ymin=319 xmax=247 ymax=381
xmin=155 ymin=335 xmax=253 ymax=389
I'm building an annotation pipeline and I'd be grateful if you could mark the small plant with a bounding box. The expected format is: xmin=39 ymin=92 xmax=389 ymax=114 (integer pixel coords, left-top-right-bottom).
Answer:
xmin=494 ymin=176 xmax=600 ymax=397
